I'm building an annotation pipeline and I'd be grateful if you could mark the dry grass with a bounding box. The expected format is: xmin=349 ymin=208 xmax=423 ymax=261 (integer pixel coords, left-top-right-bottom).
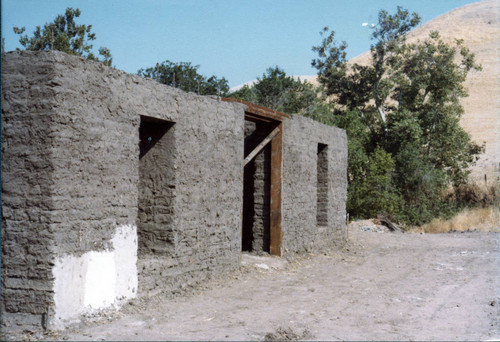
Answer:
xmin=410 ymin=206 xmax=499 ymax=233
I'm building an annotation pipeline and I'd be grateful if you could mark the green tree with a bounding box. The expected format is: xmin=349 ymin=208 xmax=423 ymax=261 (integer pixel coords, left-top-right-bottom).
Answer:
xmin=230 ymin=66 xmax=331 ymax=121
xmin=230 ymin=84 xmax=258 ymax=104
xmin=312 ymin=7 xmax=483 ymax=224
xmin=13 ymin=8 xmax=112 ymax=66
xmin=138 ymin=60 xmax=229 ymax=96
xmin=348 ymin=147 xmax=402 ymax=219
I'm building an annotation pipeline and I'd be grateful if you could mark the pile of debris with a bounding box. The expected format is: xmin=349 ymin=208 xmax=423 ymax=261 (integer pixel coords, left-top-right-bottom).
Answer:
xmin=349 ymin=215 xmax=404 ymax=233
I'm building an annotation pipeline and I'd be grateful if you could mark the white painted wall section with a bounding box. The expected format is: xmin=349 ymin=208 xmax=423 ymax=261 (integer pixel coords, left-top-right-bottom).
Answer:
xmin=112 ymin=224 xmax=138 ymax=300
xmin=52 ymin=224 xmax=138 ymax=327
xmin=83 ymin=252 xmax=116 ymax=308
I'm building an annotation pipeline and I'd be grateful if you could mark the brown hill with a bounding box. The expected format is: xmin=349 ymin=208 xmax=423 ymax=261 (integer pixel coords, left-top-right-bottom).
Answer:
xmin=311 ymin=0 xmax=500 ymax=186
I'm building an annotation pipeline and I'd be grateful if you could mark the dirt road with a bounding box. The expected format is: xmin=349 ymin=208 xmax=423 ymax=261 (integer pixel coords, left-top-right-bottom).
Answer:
xmin=25 ymin=223 xmax=500 ymax=341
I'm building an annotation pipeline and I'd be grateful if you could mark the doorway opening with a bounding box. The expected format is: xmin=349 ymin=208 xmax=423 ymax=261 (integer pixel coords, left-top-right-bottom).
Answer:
xmin=242 ymin=120 xmax=273 ymax=253
xmin=223 ymin=98 xmax=288 ymax=256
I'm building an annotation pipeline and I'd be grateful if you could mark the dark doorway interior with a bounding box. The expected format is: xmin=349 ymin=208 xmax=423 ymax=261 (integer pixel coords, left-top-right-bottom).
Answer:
xmin=242 ymin=120 xmax=274 ymax=253
xmin=138 ymin=116 xmax=175 ymax=256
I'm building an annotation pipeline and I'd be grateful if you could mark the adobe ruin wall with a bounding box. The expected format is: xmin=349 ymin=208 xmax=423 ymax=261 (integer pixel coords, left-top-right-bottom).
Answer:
xmin=282 ymin=115 xmax=347 ymax=253
xmin=1 ymin=50 xmax=347 ymax=331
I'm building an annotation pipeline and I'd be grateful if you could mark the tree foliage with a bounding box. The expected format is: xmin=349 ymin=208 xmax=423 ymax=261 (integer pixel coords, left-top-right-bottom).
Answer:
xmin=312 ymin=7 xmax=483 ymax=224
xmin=230 ymin=66 xmax=331 ymax=122
xmin=138 ymin=60 xmax=229 ymax=96
xmin=13 ymin=8 xmax=112 ymax=66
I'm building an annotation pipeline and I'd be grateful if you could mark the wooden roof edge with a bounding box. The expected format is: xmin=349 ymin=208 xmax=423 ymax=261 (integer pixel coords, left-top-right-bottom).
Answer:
xmin=221 ymin=97 xmax=291 ymax=121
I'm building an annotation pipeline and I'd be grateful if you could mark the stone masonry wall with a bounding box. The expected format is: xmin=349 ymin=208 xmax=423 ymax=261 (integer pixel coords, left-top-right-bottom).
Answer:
xmin=137 ymin=94 xmax=244 ymax=297
xmin=49 ymin=53 xmax=139 ymax=257
xmin=252 ymin=142 xmax=271 ymax=253
xmin=1 ymin=51 xmax=245 ymax=328
xmin=242 ymin=121 xmax=256 ymax=251
xmin=1 ymin=50 xmax=347 ymax=330
xmin=47 ymin=51 xmax=243 ymax=299
xmin=47 ymin=53 xmax=141 ymax=326
xmin=1 ymin=52 xmax=58 ymax=329
xmin=282 ymin=115 xmax=347 ymax=254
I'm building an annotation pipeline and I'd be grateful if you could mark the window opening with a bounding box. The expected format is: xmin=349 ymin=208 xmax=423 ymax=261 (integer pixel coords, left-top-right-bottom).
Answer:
xmin=138 ymin=116 xmax=175 ymax=256
xmin=317 ymin=143 xmax=329 ymax=226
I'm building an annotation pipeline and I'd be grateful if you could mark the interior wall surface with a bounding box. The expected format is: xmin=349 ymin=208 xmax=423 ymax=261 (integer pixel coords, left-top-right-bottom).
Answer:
xmin=1 ymin=51 xmax=245 ymax=329
xmin=138 ymin=119 xmax=176 ymax=256
xmin=282 ymin=115 xmax=348 ymax=254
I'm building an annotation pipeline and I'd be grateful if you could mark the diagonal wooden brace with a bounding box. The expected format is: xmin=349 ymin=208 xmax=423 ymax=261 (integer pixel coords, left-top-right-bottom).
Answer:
xmin=244 ymin=126 xmax=281 ymax=166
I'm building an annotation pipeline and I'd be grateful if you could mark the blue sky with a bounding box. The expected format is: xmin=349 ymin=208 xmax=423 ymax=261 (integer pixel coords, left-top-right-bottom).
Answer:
xmin=2 ymin=0 xmax=478 ymax=87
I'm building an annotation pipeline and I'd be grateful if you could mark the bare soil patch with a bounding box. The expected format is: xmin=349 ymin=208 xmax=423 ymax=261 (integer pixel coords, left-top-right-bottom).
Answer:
xmin=4 ymin=223 xmax=499 ymax=341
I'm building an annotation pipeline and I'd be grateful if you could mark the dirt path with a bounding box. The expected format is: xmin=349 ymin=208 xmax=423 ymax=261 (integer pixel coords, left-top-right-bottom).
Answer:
xmin=31 ymin=225 xmax=500 ymax=341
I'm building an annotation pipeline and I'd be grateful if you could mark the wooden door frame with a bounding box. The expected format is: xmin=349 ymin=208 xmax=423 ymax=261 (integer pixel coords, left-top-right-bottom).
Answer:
xmin=222 ymin=98 xmax=289 ymax=256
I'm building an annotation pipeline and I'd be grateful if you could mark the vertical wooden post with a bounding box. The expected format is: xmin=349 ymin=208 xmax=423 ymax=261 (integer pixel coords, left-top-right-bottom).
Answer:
xmin=269 ymin=123 xmax=283 ymax=256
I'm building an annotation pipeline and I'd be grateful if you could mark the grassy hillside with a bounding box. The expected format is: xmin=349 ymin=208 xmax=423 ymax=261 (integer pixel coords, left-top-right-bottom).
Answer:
xmin=311 ymin=0 xmax=500 ymax=186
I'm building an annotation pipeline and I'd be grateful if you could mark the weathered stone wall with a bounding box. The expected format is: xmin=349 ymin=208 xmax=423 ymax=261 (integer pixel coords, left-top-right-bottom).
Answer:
xmin=252 ymin=142 xmax=271 ymax=253
xmin=1 ymin=50 xmax=347 ymax=331
xmin=1 ymin=51 xmax=58 ymax=329
xmin=282 ymin=115 xmax=347 ymax=254
xmin=47 ymin=49 xmax=245 ymax=304
xmin=47 ymin=53 xmax=141 ymax=326
xmin=137 ymin=91 xmax=244 ymax=296
xmin=242 ymin=121 xmax=256 ymax=251
xmin=1 ymin=50 xmax=245 ymax=328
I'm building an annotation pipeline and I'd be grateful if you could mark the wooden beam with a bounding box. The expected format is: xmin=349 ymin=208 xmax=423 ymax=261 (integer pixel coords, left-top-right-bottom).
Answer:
xmin=244 ymin=126 xmax=280 ymax=166
xmin=269 ymin=123 xmax=283 ymax=256
xmin=244 ymin=113 xmax=273 ymax=123
xmin=222 ymin=98 xmax=290 ymax=122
